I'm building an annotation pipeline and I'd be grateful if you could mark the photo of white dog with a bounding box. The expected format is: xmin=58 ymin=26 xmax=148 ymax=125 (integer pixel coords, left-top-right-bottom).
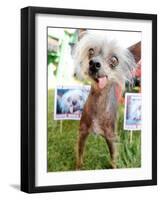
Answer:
xmin=55 ymin=86 xmax=90 ymax=120
xmin=57 ymin=89 xmax=89 ymax=114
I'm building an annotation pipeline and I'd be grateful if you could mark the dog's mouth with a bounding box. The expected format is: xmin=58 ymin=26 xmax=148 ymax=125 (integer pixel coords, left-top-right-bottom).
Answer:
xmin=69 ymin=105 xmax=81 ymax=113
xmin=94 ymin=76 xmax=108 ymax=89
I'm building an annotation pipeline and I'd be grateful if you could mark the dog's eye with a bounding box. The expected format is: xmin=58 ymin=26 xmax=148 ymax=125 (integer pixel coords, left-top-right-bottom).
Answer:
xmin=88 ymin=48 xmax=95 ymax=57
xmin=79 ymin=96 xmax=83 ymax=101
xmin=67 ymin=97 xmax=71 ymax=102
xmin=109 ymin=56 xmax=119 ymax=68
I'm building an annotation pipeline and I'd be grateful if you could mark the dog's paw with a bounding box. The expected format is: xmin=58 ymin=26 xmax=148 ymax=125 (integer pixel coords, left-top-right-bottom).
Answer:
xmin=76 ymin=164 xmax=81 ymax=170
xmin=110 ymin=161 xmax=117 ymax=169
xmin=76 ymin=161 xmax=83 ymax=170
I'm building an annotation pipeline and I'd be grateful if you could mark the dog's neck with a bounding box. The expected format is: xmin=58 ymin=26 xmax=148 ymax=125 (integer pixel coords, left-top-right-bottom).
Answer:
xmin=86 ymin=81 xmax=118 ymax=118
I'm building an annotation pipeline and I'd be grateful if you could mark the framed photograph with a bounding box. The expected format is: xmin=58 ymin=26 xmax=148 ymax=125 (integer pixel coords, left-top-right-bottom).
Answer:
xmin=21 ymin=6 xmax=157 ymax=193
xmin=54 ymin=85 xmax=90 ymax=120
xmin=124 ymin=93 xmax=142 ymax=130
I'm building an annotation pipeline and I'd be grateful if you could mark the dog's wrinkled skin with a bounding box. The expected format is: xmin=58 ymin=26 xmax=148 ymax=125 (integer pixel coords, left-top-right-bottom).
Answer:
xmin=74 ymin=32 xmax=136 ymax=169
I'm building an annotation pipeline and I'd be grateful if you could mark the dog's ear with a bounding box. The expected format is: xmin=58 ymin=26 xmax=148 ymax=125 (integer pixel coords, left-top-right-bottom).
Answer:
xmin=126 ymin=41 xmax=141 ymax=88
xmin=73 ymin=62 xmax=83 ymax=80
xmin=125 ymin=48 xmax=136 ymax=71
xmin=78 ymin=29 xmax=88 ymax=40
xmin=128 ymin=41 xmax=141 ymax=63
xmin=120 ymin=47 xmax=136 ymax=87
xmin=125 ymin=41 xmax=141 ymax=76
xmin=73 ymin=31 xmax=89 ymax=80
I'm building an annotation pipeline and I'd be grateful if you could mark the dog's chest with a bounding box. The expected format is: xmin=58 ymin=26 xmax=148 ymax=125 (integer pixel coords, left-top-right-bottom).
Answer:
xmin=88 ymin=94 xmax=108 ymax=134
xmin=87 ymin=85 xmax=118 ymax=135
xmin=91 ymin=118 xmax=104 ymax=134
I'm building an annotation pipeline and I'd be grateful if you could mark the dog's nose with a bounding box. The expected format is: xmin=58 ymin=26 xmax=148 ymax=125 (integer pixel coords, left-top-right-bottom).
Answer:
xmin=72 ymin=100 xmax=77 ymax=106
xmin=89 ymin=60 xmax=101 ymax=72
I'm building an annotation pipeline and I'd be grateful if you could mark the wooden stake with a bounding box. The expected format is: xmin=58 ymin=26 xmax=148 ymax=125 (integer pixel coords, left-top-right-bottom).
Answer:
xmin=60 ymin=120 xmax=63 ymax=134
xmin=130 ymin=130 xmax=133 ymax=144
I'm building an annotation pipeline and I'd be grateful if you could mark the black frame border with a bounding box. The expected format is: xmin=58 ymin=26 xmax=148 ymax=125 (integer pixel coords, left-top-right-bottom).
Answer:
xmin=21 ymin=6 xmax=157 ymax=193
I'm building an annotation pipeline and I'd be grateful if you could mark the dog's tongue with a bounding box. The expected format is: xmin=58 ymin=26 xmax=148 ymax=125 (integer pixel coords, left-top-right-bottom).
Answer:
xmin=97 ymin=76 xmax=107 ymax=89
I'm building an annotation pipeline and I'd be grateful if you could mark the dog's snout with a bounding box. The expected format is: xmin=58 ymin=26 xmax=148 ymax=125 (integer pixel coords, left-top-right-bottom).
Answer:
xmin=89 ymin=60 xmax=101 ymax=73
xmin=72 ymin=100 xmax=77 ymax=106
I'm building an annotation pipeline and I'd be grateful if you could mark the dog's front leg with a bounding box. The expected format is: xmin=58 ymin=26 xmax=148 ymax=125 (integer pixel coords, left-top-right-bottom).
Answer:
xmin=104 ymin=129 xmax=117 ymax=169
xmin=76 ymin=123 xmax=89 ymax=170
xmin=106 ymin=138 xmax=117 ymax=169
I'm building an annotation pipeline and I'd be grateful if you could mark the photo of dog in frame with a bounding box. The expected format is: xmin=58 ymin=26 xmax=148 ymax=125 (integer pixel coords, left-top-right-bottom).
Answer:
xmin=47 ymin=28 xmax=141 ymax=172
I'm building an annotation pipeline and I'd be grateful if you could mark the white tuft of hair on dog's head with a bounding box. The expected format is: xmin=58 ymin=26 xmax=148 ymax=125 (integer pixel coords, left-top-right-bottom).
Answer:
xmin=73 ymin=31 xmax=136 ymax=89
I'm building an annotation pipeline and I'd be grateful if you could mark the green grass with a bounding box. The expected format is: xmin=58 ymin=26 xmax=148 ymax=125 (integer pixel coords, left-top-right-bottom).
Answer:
xmin=47 ymin=90 xmax=141 ymax=172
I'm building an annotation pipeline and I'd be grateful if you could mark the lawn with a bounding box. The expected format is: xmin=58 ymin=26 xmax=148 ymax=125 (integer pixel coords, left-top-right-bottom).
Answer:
xmin=47 ymin=89 xmax=141 ymax=172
